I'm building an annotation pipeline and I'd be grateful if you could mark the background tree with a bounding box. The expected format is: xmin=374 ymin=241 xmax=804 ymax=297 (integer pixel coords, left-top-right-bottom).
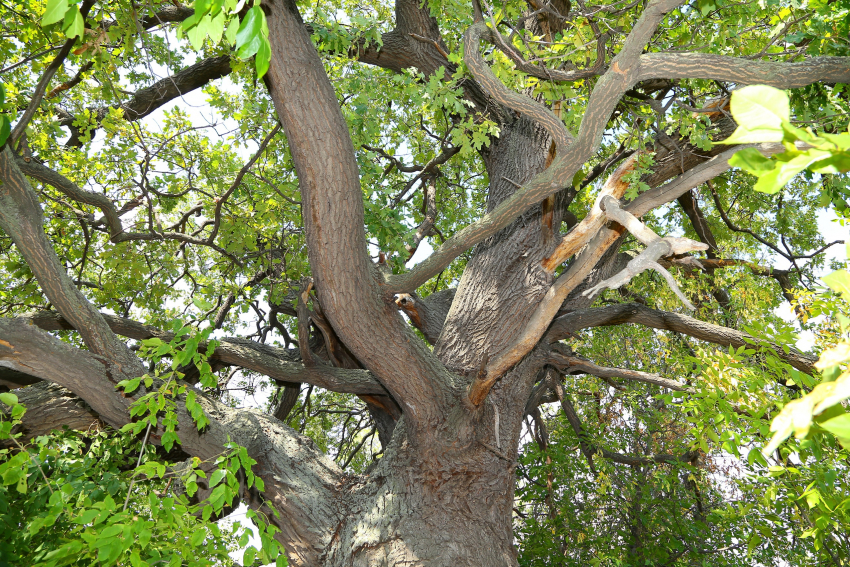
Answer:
xmin=1 ymin=0 xmax=849 ymax=564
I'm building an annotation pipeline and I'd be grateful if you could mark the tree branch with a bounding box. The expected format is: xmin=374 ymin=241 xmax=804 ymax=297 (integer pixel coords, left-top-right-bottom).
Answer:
xmin=548 ymin=351 xmax=695 ymax=393
xmin=60 ymin=55 xmax=233 ymax=146
xmin=21 ymin=310 xmax=388 ymax=395
xmin=0 ymin=318 xmax=347 ymax=563
xmin=638 ymin=53 xmax=850 ymax=88
xmin=8 ymin=0 xmax=96 ymax=147
xmin=546 ymin=302 xmax=817 ymax=374
xmin=554 ymin=381 xmax=694 ymax=466
xmin=387 ymin=0 xmax=687 ymax=295
xmin=264 ymin=0 xmax=457 ymax=426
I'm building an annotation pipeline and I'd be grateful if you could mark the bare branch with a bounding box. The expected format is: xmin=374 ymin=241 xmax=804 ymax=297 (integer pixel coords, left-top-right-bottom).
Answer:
xmin=548 ymin=351 xmax=695 ymax=393
xmin=581 ymin=195 xmax=709 ymax=309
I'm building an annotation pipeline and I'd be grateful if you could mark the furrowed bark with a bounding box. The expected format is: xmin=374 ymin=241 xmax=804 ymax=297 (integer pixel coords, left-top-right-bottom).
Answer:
xmin=263 ymin=0 xmax=460 ymax=430
xmin=638 ymin=53 xmax=850 ymax=87
xmin=0 ymin=147 xmax=144 ymax=377
xmin=0 ymin=382 xmax=102 ymax=447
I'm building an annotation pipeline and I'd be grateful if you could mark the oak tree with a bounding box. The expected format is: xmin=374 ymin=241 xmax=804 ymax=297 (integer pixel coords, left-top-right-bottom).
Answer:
xmin=1 ymin=0 xmax=849 ymax=564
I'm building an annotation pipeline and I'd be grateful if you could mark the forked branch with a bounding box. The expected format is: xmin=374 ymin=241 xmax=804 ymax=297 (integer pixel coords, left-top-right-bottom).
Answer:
xmin=581 ymin=195 xmax=709 ymax=309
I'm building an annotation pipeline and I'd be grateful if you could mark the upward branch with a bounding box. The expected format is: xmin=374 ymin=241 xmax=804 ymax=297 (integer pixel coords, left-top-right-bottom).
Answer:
xmin=263 ymin=0 xmax=459 ymax=428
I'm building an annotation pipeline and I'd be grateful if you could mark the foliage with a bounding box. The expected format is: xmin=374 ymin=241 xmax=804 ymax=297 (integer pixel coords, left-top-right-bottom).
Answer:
xmin=0 ymin=328 xmax=287 ymax=567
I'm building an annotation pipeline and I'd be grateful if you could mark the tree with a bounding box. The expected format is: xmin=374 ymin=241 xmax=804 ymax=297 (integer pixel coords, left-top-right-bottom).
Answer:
xmin=1 ymin=0 xmax=849 ymax=563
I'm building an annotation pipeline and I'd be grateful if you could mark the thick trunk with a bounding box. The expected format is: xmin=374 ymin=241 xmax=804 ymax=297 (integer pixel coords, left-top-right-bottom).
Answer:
xmin=325 ymin=419 xmax=518 ymax=567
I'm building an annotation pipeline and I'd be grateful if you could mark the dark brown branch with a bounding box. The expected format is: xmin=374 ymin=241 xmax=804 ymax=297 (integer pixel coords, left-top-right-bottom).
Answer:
xmin=206 ymin=124 xmax=281 ymax=245
xmin=60 ymin=55 xmax=233 ymax=146
xmin=13 ymin=154 xmax=242 ymax=263
xmin=213 ymin=266 xmax=275 ymax=329
xmin=21 ymin=310 xmax=388 ymax=395
xmin=554 ymin=383 xmax=694 ymax=466
xmin=8 ymin=0 xmax=96 ymax=147
xmin=546 ymin=302 xmax=817 ymax=374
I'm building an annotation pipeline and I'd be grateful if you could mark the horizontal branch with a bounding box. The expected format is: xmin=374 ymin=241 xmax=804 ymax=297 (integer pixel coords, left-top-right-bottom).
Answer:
xmin=23 ymin=311 xmax=388 ymax=396
xmin=546 ymin=302 xmax=817 ymax=374
xmin=548 ymin=351 xmax=695 ymax=393
xmin=638 ymin=53 xmax=850 ymax=88
xmin=60 ymin=56 xmax=233 ymax=145
xmin=0 ymin=381 xmax=102 ymax=447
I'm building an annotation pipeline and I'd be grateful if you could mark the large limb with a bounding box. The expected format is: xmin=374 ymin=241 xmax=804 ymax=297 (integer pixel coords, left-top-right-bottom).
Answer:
xmin=1 ymin=146 xmax=355 ymax=561
xmin=21 ymin=310 xmax=387 ymax=396
xmin=0 ymin=146 xmax=144 ymax=377
xmin=0 ymin=382 xmax=102 ymax=447
xmin=637 ymin=53 xmax=850 ymax=87
xmin=546 ymin=302 xmax=817 ymax=374
xmin=263 ymin=0 xmax=457 ymax=429
xmin=469 ymin=140 xmax=804 ymax=405
xmin=0 ymin=319 xmax=346 ymax=565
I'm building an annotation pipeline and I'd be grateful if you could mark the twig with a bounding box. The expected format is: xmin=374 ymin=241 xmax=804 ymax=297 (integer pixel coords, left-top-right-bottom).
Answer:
xmin=123 ymin=420 xmax=153 ymax=512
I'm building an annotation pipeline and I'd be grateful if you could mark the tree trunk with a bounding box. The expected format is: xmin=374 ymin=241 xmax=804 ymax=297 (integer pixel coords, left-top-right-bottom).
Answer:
xmin=325 ymin=419 xmax=519 ymax=567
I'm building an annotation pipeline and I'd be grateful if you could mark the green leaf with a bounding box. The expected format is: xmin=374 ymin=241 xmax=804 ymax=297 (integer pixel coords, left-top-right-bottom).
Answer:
xmin=243 ymin=546 xmax=257 ymax=566
xmin=0 ymin=116 xmax=10 ymax=147
xmin=728 ymin=147 xmax=774 ymax=174
xmin=255 ymin=36 xmax=271 ymax=79
xmin=823 ymin=270 xmax=850 ymax=301
xmin=208 ymin=10 xmax=225 ymax=45
xmin=209 ymin=468 xmax=226 ymax=488
xmin=235 ymin=6 xmax=263 ymax=59
xmin=820 ymin=414 xmax=850 ymax=443
xmin=62 ymin=5 xmax=84 ymax=39
xmin=225 ymin=17 xmax=239 ymax=45
xmin=0 ymin=392 xmax=18 ymax=406
xmin=186 ymin=16 xmax=211 ymax=51
xmin=42 ymin=0 xmax=70 ymax=26
xmin=720 ymin=85 xmax=790 ymax=144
